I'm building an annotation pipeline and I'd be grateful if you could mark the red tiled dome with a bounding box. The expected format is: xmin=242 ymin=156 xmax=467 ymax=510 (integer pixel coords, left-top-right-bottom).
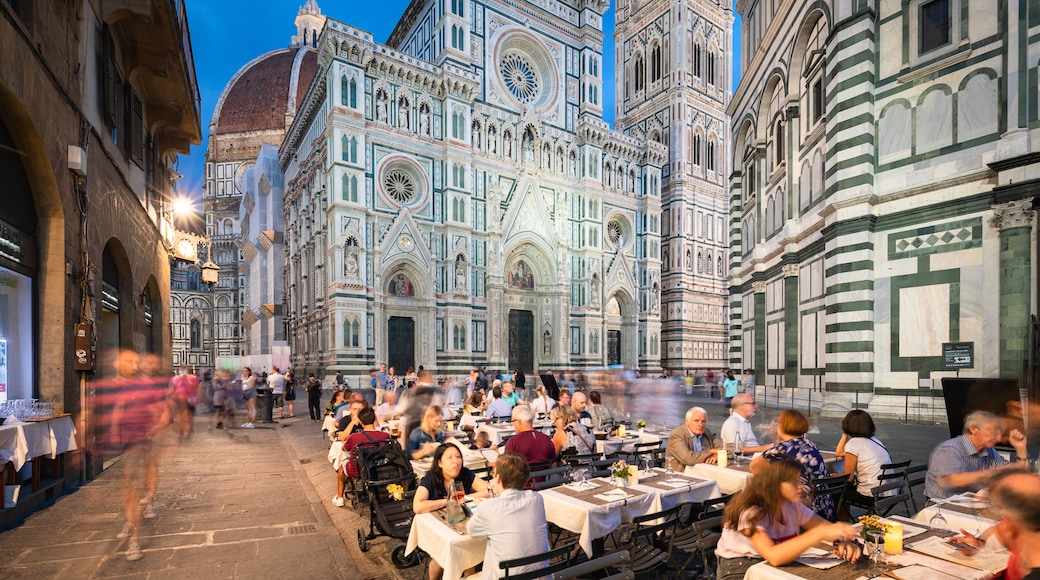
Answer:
xmin=214 ymin=47 xmax=318 ymax=134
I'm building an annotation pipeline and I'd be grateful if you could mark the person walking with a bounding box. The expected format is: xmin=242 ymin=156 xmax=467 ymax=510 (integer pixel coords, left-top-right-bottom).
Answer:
xmin=306 ymin=373 xmax=323 ymax=421
xmin=268 ymin=366 xmax=286 ymax=419
xmin=284 ymin=370 xmax=297 ymax=418
xmin=722 ymin=370 xmax=740 ymax=407
xmin=240 ymin=367 xmax=257 ymax=429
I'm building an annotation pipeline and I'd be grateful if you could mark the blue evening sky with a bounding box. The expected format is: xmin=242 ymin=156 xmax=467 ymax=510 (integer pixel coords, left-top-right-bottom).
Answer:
xmin=177 ymin=0 xmax=741 ymax=200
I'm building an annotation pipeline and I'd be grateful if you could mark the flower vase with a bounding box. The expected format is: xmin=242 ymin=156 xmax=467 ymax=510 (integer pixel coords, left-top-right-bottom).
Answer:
xmin=639 ymin=427 xmax=645 ymax=434
xmin=612 ymin=475 xmax=627 ymax=487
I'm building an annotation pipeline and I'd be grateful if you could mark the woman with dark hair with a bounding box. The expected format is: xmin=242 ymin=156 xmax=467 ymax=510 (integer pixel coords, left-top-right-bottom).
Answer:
xmin=715 ymin=457 xmax=860 ymax=579
xmin=587 ymin=390 xmax=615 ymax=428
xmin=514 ymin=368 xmax=526 ymax=398
xmin=413 ymin=443 xmax=489 ymax=580
xmin=834 ymin=409 xmax=892 ymax=521
xmin=750 ymin=409 xmax=834 ymax=520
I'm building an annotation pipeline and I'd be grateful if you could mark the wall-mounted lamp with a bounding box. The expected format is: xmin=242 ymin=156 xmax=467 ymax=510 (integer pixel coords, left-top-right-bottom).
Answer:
xmin=139 ymin=290 xmax=149 ymax=307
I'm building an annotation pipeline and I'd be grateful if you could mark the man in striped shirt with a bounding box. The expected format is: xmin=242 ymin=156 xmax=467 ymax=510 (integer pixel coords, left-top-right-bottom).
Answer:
xmin=925 ymin=410 xmax=1029 ymax=501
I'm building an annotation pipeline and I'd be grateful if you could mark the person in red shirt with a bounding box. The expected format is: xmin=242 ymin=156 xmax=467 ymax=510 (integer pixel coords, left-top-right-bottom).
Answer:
xmin=503 ymin=406 xmax=557 ymax=486
xmin=333 ymin=406 xmax=390 ymax=507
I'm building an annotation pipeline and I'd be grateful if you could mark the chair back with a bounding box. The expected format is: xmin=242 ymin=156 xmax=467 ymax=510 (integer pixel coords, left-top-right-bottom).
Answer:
xmin=903 ymin=464 xmax=928 ymax=512
xmin=552 ymin=550 xmax=631 ymax=580
xmin=870 ymin=479 xmax=911 ymax=517
xmin=500 ymin=542 xmax=575 ymax=580
xmin=809 ymin=474 xmax=849 ymax=521
xmin=531 ymin=465 xmax=573 ymax=491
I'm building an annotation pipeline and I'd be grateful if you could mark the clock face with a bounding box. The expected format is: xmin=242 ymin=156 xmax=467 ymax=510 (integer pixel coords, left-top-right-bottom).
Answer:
xmin=177 ymin=239 xmax=196 ymax=260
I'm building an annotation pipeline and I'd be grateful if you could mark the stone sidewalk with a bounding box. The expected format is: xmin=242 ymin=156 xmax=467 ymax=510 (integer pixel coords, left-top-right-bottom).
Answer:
xmin=0 ymin=418 xmax=363 ymax=579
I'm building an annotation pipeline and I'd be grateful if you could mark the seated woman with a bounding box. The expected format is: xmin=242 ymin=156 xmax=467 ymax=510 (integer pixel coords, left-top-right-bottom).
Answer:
xmin=834 ymin=409 xmax=892 ymax=521
xmin=550 ymin=405 xmax=595 ymax=457
xmin=716 ymin=457 xmax=861 ymax=580
xmin=749 ymin=409 xmax=834 ymax=521
xmin=323 ymin=389 xmax=344 ymax=418
xmin=463 ymin=391 xmax=485 ymax=416
xmin=413 ymin=443 xmax=490 ymax=580
xmin=407 ymin=405 xmax=445 ymax=461
xmin=587 ymin=390 xmax=614 ymax=429
xmin=529 ymin=384 xmax=555 ymax=416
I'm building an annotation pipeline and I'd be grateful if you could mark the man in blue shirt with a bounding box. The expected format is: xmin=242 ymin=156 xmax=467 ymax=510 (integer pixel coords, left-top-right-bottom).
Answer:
xmin=485 ymin=385 xmax=512 ymax=418
xmin=925 ymin=410 xmax=1029 ymax=500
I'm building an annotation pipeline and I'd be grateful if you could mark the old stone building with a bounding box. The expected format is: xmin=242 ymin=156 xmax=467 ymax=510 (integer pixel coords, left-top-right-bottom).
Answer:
xmin=728 ymin=0 xmax=1039 ymax=416
xmin=0 ymin=0 xmax=200 ymax=473
xmin=281 ymin=0 xmax=679 ymax=379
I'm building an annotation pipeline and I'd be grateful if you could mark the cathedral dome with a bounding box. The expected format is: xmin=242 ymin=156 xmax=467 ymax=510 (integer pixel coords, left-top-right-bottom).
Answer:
xmin=211 ymin=46 xmax=318 ymax=134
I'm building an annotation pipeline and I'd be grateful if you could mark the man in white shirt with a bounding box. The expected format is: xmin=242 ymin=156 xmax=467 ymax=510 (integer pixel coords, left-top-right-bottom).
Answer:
xmin=467 ymin=452 xmax=550 ymax=579
xmin=267 ymin=367 xmax=286 ymax=419
xmin=374 ymin=390 xmax=399 ymax=422
xmin=720 ymin=393 xmax=772 ymax=454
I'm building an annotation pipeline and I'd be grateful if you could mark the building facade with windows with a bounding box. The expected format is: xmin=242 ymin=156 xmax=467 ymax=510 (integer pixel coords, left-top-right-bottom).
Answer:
xmin=0 ymin=0 xmax=200 ymax=479
xmin=281 ymin=0 xmax=672 ymax=379
xmin=614 ymin=0 xmax=735 ymax=372
xmin=728 ymin=0 xmax=1039 ymax=416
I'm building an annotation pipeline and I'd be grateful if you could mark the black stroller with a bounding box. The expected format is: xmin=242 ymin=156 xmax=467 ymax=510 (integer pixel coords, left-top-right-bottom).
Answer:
xmin=353 ymin=438 xmax=423 ymax=568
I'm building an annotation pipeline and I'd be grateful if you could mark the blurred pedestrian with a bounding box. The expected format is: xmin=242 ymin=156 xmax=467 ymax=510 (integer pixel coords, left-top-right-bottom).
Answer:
xmin=284 ymin=370 xmax=297 ymax=418
xmin=240 ymin=367 xmax=256 ymax=428
xmin=306 ymin=373 xmax=323 ymax=421
xmin=268 ymin=366 xmax=286 ymax=419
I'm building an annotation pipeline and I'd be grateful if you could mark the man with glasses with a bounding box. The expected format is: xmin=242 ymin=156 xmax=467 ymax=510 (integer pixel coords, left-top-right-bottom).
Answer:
xmin=925 ymin=410 xmax=1029 ymax=501
xmin=720 ymin=394 xmax=772 ymax=455
xmin=502 ymin=406 xmax=556 ymax=475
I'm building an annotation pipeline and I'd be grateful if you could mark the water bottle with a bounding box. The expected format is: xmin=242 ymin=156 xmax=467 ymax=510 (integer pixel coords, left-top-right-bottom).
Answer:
xmin=445 ymin=480 xmax=464 ymax=524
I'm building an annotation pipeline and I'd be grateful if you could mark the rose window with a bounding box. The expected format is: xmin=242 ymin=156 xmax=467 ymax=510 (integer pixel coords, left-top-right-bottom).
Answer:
xmin=500 ymin=53 xmax=540 ymax=104
xmin=383 ymin=169 xmax=415 ymax=204
xmin=607 ymin=219 xmax=624 ymax=246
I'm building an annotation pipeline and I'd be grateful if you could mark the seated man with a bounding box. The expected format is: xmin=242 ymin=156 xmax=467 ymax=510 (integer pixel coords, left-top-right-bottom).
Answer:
xmin=485 ymin=385 xmax=513 ymax=418
xmin=502 ymin=406 xmax=556 ymax=474
xmin=501 ymin=381 xmax=521 ymax=407
xmin=374 ymin=390 xmax=399 ymax=422
xmin=335 ymin=399 xmax=366 ymax=438
xmin=666 ymin=406 xmax=720 ymax=470
xmin=987 ymin=473 xmax=1040 ymax=580
xmin=468 ymin=452 xmax=550 ymax=580
xmin=333 ymin=407 xmax=390 ymax=507
xmin=571 ymin=391 xmax=593 ymax=426
xmin=720 ymin=393 xmax=773 ymax=455
xmin=925 ymin=410 xmax=1029 ymax=501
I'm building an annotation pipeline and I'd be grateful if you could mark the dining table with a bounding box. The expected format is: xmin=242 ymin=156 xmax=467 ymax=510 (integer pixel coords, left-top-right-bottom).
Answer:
xmin=540 ymin=468 xmax=720 ymax=556
xmin=405 ymin=509 xmax=485 ymax=580
xmin=687 ymin=450 xmax=844 ymax=495
xmin=744 ymin=514 xmax=1007 ymax=580
xmin=913 ymin=491 xmax=997 ymax=537
xmin=0 ymin=414 xmax=78 ymax=506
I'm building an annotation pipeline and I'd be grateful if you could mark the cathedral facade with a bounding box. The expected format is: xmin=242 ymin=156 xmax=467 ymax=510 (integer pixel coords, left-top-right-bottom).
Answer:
xmin=729 ymin=0 xmax=1040 ymax=417
xmin=281 ymin=0 xmax=699 ymax=379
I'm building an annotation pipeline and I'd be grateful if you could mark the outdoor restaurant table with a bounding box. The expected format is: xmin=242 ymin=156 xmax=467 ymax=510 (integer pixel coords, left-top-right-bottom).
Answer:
xmin=687 ymin=450 xmax=844 ymax=495
xmin=410 ymin=440 xmax=487 ymax=479
xmin=539 ymin=469 xmax=719 ymax=557
xmin=0 ymin=415 xmax=77 ymax=472
xmin=476 ymin=422 xmax=515 ymax=447
xmin=913 ymin=492 xmax=997 ymax=535
xmin=405 ymin=510 xmax=485 ymax=580
xmin=744 ymin=515 xmax=1006 ymax=580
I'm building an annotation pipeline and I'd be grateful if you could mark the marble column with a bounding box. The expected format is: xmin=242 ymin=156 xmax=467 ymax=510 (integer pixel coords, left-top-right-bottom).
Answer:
xmin=992 ymin=198 xmax=1035 ymax=381
xmin=753 ymin=280 xmax=767 ymax=386
xmin=783 ymin=264 xmax=800 ymax=389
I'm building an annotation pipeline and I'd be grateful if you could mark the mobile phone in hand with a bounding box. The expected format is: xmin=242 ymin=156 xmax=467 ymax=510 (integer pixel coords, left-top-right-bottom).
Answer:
xmin=943 ymin=540 xmax=980 ymax=552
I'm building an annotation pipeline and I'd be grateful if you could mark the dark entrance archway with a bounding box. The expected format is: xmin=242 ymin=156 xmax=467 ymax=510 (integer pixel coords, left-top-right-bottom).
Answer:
xmin=387 ymin=316 xmax=414 ymax=374
xmin=607 ymin=330 xmax=621 ymax=366
xmin=508 ymin=310 xmax=533 ymax=373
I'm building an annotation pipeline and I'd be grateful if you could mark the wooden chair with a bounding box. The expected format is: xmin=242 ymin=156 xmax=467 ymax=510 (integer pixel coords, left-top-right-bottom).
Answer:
xmin=903 ymin=464 xmax=928 ymax=513
xmin=809 ymin=474 xmax=849 ymax=522
xmin=606 ymin=505 xmax=681 ymax=579
xmin=499 ymin=542 xmax=575 ymax=580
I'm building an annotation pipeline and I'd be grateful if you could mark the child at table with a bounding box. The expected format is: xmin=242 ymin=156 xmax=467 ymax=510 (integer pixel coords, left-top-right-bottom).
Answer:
xmin=715 ymin=457 xmax=862 ymax=580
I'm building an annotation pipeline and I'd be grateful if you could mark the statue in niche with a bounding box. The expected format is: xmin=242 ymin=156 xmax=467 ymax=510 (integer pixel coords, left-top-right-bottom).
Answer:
xmin=344 ymin=251 xmax=359 ymax=277
xmin=455 ymin=259 xmax=467 ymax=291
xmin=398 ymin=100 xmax=410 ymax=129
xmin=504 ymin=133 xmax=513 ymax=159
xmin=523 ymin=139 xmax=535 ymax=164
xmin=419 ymin=103 xmax=431 ymax=136
xmin=591 ymin=277 xmax=600 ymax=306
xmin=543 ymin=329 xmax=552 ymax=355
xmin=375 ymin=89 xmax=388 ymax=123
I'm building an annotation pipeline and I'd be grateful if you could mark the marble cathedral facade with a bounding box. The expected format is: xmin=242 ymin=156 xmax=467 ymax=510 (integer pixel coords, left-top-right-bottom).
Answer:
xmin=281 ymin=0 xmax=694 ymax=379
xmin=728 ymin=0 xmax=1039 ymax=417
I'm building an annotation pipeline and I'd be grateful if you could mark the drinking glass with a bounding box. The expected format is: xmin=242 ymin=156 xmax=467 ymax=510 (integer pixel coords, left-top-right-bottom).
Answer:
xmin=866 ymin=530 xmax=888 ymax=571
xmin=928 ymin=503 xmax=949 ymax=529
xmin=580 ymin=467 xmax=591 ymax=490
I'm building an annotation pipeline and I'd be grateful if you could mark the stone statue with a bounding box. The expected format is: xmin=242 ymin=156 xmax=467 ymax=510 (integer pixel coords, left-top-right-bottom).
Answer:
xmin=543 ymin=329 xmax=551 ymax=355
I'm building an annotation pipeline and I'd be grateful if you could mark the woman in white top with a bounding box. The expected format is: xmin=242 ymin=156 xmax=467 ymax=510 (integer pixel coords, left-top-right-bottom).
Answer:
xmin=529 ymin=384 xmax=555 ymax=416
xmin=715 ymin=457 xmax=860 ymax=580
xmin=241 ymin=367 xmax=257 ymax=428
xmin=834 ymin=409 xmax=892 ymax=521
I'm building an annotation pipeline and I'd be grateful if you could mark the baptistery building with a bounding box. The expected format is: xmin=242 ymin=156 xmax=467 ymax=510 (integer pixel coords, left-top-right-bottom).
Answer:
xmin=281 ymin=0 xmax=697 ymax=378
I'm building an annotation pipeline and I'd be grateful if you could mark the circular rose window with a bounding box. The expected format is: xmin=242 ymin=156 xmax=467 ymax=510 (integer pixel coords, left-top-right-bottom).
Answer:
xmin=383 ymin=169 xmax=415 ymax=204
xmin=607 ymin=219 xmax=624 ymax=246
xmin=500 ymin=52 xmax=540 ymax=104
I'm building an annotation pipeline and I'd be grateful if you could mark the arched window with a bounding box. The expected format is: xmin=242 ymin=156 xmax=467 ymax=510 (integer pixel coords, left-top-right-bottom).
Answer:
xmin=707 ymin=51 xmax=717 ymax=86
xmin=634 ymin=55 xmax=644 ymax=92
xmin=190 ymin=319 xmax=201 ymax=349
xmin=340 ymin=76 xmax=349 ymax=106
xmin=454 ymin=323 xmax=466 ymax=350
xmin=706 ymin=139 xmax=716 ymax=172
xmin=692 ymin=133 xmax=702 ymax=166
xmin=650 ymin=43 xmax=662 ymax=82
xmin=774 ymin=119 xmax=784 ymax=166
xmin=349 ymin=78 xmax=357 ymax=108
xmin=693 ymin=43 xmax=702 ymax=78
xmin=223 ymin=219 xmax=233 ymax=235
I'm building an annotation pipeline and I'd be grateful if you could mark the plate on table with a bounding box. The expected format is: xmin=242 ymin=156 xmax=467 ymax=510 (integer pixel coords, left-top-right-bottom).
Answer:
xmin=795 ymin=547 xmax=843 ymax=569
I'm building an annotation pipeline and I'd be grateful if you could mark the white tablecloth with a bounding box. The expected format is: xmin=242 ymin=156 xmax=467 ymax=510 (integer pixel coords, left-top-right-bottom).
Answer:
xmin=0 ymin=416 xmax=78 ymax=471
xmin=540 ymin=470 xmax=719 ymax=557
xmin=688 ymin=462 xmax=753 ymax=494
xmin=913 ymin=493 xmax=996 ymax=534
xmin=476 ymin=423 xmax=515 ymax=447
xmin=405 ymin=512 xmax=485 ymax=580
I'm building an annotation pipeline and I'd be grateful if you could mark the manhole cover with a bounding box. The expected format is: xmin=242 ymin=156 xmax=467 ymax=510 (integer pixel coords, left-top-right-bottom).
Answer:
xmin=287 ymin=524 xmax=317 ymax=535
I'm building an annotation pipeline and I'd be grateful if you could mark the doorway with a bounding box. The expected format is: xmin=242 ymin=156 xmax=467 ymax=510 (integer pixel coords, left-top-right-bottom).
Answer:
xmin=387 ymin=316 xmax=414 ymax=373
xmin=508 ymin=310 xmax=534 ymax=373
xmin=607 ymin=330 xmax=621 ymax=366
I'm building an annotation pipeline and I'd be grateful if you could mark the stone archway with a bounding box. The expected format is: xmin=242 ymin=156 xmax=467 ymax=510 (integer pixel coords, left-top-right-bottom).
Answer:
xmin=379 ymin=260 xmax=435 ymax=373
xmin=501 ymin=240 xmax=558 ymax=371
xmin=604 ymin=290 xmax=637 ymax=368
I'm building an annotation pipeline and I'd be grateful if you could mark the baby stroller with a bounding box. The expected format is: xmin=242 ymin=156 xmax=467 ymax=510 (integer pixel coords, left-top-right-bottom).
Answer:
xmin=353 ymin=439 xmax=422 ymax=568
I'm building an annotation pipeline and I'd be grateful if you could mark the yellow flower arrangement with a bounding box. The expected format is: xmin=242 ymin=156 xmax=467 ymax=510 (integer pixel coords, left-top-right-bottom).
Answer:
xmin=858 ymin=514 xmax=890 ymax=540
xmin=611 ymin=459 xmax=632 ymax=479
xmin=636 ymin=419 xmax=646 ymax=429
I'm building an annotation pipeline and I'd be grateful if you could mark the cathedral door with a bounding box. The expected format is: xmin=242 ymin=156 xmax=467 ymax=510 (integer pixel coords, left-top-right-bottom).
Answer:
xmin=387 ymin=316 xmax=414 ymax=374
xmin=508 ymin=310 xmax=533 ymax=373
xmin=607 ymin=330 xmax=621 ymax=366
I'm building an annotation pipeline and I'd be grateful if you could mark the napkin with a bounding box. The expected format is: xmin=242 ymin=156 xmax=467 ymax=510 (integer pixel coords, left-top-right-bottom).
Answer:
xmin=886 ymin=564 xmax=960 ymax=580
xmin=795 ymin=547 xmax=843 ymax=569
xmin=593 ymin=488 xmax=630 ymax=502
xmin=659 ymin=478 xmax=697 ymax=488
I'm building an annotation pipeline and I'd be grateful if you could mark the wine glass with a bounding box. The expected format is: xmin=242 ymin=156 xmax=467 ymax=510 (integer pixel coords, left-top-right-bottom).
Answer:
xmin=641 ymin=458 xmax=652 ymax=477
xmin=665 ymin=460 xmax=675 ymax=477
xmin=929 ymin=503 xmax=949 ymax=529
xmin=580 ymin=467 xmax=592 ymax=490
xmin=866 ymin=530 xmax=888 ymax=571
